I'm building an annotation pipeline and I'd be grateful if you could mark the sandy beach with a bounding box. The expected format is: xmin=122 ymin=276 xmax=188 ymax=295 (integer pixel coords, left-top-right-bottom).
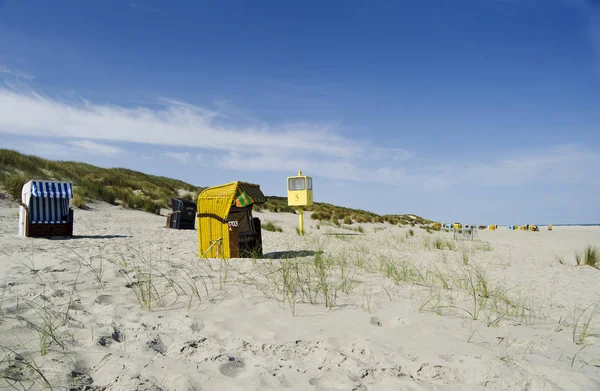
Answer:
xmin=1 ymin=200 xmax=599 ymax=390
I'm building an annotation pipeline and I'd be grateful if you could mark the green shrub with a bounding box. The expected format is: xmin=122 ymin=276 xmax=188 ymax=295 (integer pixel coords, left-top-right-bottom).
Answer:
xmin=143 ymin=199 xmax=161 ymax=215
xmin=262 ymin=221 xmax=283 ymax=232
xmin=101 ymin=187 xmax=116 ymax=204
xmin=0 ymin=173 xmax=28 ymax=199
xmin=343 ymin=216 xmax=353 ymax=225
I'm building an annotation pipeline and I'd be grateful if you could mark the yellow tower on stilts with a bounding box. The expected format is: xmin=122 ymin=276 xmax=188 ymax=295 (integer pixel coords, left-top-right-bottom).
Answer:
xmin=287 ymin=170 xmax=313 ymax=235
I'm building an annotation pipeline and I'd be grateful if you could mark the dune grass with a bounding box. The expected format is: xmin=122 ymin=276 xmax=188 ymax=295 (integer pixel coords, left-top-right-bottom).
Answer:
xmin=1 ymin=149 xmax=432 ymax=224
xmin=0 ymin=149 xmax=203 ymax=214
xmin=571 ymin=302 xmax=600 ymax=346
xmin=262 ymin=221 xmax=283 ymax=232
xmin=575 ymin=245 xmax=599 ymax=269
xmin=255 ymin=195 xmax=432 ymax=225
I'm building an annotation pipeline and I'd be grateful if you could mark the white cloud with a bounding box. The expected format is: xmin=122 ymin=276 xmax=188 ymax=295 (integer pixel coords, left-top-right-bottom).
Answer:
xmin=0 ymin=87 xmax=415 ymax=182
xmin=67 ymin=139 xmax=123 ymax=156
xmin=0 ymin=87 xmax=597 ymax=191
xmin=0 ymin=88 xmax=360 ymax=159
xmin=415 ymin=144 xmax=600 ymax=189
xmin=27 ymin=142 xmax=73 ymax=158
xmin=21 ymin=140 xmax=122 ymax=159
xmin=164 ymin=151 xmax=191 ymax=164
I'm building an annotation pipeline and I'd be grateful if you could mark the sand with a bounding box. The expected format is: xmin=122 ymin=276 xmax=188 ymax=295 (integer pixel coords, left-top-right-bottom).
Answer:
xmin=0 ymin=200 xmax=599 ymax=390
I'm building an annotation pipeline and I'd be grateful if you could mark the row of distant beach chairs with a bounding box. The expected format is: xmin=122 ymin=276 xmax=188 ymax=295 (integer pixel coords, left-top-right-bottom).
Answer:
xmin=436 ymin=223 xmax=550 ymax=231
xmin=17 ymin=179 xmax=198 ymax=237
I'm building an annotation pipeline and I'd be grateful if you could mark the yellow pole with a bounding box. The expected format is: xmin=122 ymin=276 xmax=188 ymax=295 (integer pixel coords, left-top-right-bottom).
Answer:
xmin=297 ymin=170 xmax=304 ymax=235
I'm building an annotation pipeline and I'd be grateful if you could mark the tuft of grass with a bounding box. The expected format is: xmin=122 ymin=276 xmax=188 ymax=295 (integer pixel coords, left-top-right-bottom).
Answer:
xmin=572 ymin=302 xmax=600 ymax=345
xmin=433 ymin=237 xmax=456 ymax=251
xmin=576 ymin=245 xmax=599 ymax=268
xmin=70 ymin=194 xmax=86 ymax=209
xmin=473 ymin=241 xmax=493 ymax=252
xmin=262 ymin=221 xmax=283 ymax=232
xmin=462 ymin=250 xmax=470 ymax=265
xmin=408 ymin=229 xmax=415 ymax=237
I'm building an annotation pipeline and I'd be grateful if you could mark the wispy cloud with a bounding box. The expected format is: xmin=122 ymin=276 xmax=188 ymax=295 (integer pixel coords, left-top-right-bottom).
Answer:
xmin=414 ymin=144 xmax=600 ymax=189
xmin=164 ymin=151 xmax=191 ymax=164
xmin=219 ymin=143 xmax=600 ymax=189
xmin=67 ymin=139 xmax=123 ymax=156
xmin=0 ymin=87 xmax=410 ymax=182
xmin=0 ymin=87 xmax=597 ymax=190
xmin=0 ymin=66 xmax=34 ymax=81
xmin=0 ymin=88 xmax=359 ymax=158
xmin=23 ymin=139 xmax=122 ymax=159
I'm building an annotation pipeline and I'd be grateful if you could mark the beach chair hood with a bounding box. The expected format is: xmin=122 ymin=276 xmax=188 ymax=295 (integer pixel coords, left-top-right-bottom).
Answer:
xmin=19 ymin=180 xmax=74 ymax=237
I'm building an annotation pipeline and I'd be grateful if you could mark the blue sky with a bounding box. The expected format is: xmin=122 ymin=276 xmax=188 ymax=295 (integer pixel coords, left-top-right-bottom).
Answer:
xmin=1 ymin=0 xmax=599 ymax=224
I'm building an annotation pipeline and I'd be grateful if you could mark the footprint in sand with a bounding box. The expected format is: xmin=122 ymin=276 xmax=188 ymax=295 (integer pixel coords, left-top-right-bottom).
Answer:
xmin=148 ymin=337 xmax=166 ymax=355
xmin=370 ymin=316 xmax=383 ymax=327
xmin=94 ymin=295 xmax=113 ymax=305
xmin=98 ymin=336 xmax=113 ymax=347
xmin=190 ymin=321 xmax=204 ymax=332
xmin=217 ymin=355 xmax=245 ymax=377
xmin=416 ymin=363 xmax=461 ymax=383
xmin=111 ymin=326 xmax=124 ymax=342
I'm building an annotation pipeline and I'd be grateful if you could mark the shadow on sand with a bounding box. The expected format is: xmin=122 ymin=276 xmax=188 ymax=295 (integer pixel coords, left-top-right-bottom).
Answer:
xmin=262 ymin=250 xmax=321 ymax=259
xmin=66 ymin=235 xmax=131 ymax=240
xmin=321 ymin=233 xmax=364 ymax=236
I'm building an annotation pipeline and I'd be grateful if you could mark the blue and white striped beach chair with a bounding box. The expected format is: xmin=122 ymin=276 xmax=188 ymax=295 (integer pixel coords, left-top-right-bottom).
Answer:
xmin=19 ymin=180 xmax=74 ymax=237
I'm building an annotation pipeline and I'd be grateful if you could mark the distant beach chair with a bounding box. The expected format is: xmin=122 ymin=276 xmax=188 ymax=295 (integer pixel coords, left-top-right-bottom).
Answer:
xmin=166 ymin=198 xmax=197 ymax=230
xmin=18 ymin=180 xmax=74 ymax=238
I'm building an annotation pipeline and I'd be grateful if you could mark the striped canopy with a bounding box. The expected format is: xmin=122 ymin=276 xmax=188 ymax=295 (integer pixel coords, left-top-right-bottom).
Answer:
xmin=23 ymin=180 xmax=73 ymax=224
xmin=234 ymin=183 xmax=266 ymax=207
xmin=31 ymin=181 xmax=73 ymax=199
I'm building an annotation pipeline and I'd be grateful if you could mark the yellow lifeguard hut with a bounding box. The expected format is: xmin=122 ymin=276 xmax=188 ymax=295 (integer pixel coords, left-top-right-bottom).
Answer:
xmin=287 ymin=171 xmax=313 ymax=235
xmin=197 ymin=181 xmax=267 ymax=259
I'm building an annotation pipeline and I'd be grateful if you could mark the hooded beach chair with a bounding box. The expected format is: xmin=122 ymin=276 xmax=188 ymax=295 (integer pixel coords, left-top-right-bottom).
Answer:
xmin=166 ymin=198 xmax=197 ymax=230
xmin=18 ymin=180 xmax=74 ymax=238
xmin=197 ymin=181 xmax=266 ymax=259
